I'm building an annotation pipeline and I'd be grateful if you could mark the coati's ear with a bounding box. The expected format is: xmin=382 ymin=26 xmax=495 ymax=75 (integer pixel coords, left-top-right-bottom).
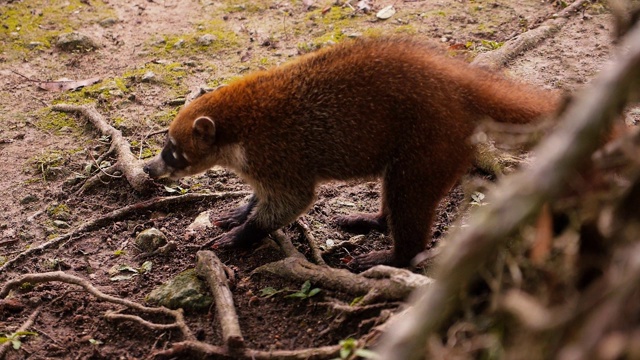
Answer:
xmin=192 ymin=116 xmax=216 ymax=143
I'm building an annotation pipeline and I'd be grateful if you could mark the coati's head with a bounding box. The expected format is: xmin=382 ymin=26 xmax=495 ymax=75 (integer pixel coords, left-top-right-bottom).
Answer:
xmin=143 ymin=113 xmax=219 ymax=180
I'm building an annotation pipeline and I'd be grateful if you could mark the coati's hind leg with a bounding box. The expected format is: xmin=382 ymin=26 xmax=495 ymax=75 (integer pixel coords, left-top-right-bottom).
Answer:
xmin=214 ymin=194 xmax=257 ymax=230
xmin=351 ymin=157 xmax=459 ymax=270
xmin=214 ymin=185 xmax=316 ymax=248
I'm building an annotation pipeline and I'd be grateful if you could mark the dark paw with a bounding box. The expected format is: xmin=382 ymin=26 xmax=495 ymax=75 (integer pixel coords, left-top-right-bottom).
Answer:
xmin=213 ymin=221 xmax=269 ymax=249
xmin=349 ymin=250 xmax=395 ymax=271
xmin=334 ymin=213 xmax=388 ymax=234
xmin=214 ymin=213 xmax=244 ymax=230
xmin=214 ymin=195 xmax=257 ymax=230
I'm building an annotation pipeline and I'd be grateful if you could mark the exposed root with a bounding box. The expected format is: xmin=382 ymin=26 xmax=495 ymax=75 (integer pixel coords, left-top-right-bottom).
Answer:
xmin=196 ymin=251 xmax=245 ymax=349
xmin=0 ymin=191 xmax=250 ymax=273
xmin=0 ymin=271 xmax=195 ymax=341
xmin=51 ymin=104 xmax=152 ymax=193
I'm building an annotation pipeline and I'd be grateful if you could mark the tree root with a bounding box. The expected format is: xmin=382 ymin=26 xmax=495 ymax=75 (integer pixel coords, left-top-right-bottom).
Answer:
xmin=294 ymin=218 xmax=327 ymax=265
xmin=0 ymin=271 xmax=195 ymax=341
xmin=254 ymin=231 xmax=433 ymax=303
xmin=0 ymin=191 xmax=250 ymax=273
xmin=51 ymin=104 xmax=152 ymax=193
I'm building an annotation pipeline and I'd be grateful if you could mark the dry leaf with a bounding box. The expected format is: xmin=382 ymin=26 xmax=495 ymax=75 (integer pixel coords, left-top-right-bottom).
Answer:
xmin=376 ymin=5 xmax=396 ymax=20
xmin=37 ymin=77 xmax=101 ymax=92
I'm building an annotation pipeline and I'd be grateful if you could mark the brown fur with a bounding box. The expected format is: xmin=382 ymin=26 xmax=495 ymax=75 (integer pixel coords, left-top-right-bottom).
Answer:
xmin=144 ymin=37 xmax=559 ymax=269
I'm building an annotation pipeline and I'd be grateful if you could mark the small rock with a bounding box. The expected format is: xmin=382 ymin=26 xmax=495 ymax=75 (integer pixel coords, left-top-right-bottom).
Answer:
xmin=20 ymin=194 xmax=38 ymax=205
xmin=141 ymin=71 xmax=157 ymax=83
xmin=135 ymin=228 xmax=167 ymax=252
xmin=53 ymin=220 xmax=70 ymax=229
xmin=99 ymin=18 xmax=118 ymax=27
xmin=56 ymin=32 xmax=100 ymax=52
xmin=146 ymin=269 xmax=213 ymax=310
xmin=27 ymin=41 xmax=44 ymax=49
xmin=197 ymin=34 xmax=216 ymax=46
xmin=185 ymin=211 xmax=213 ymax=239
xmin=172 ymin=39 xmax=185 ymax=49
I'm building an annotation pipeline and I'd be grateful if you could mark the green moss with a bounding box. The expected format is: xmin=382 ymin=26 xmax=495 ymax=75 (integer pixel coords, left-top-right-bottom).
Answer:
xmin=152 ymin=107 xmax=181 ymax=126
xmin=394 ymin=24 xmax=417 ymax=35
xmin=148 ymin=19 xmax=241 ymax=57
xmin=0 ymin=0 xmax=115 ymax=60
xmin=30 ymin=150 xmax=65 ymax=181
xmin=47 ymin=203 xmax=70 ymax=217
xmin=36 ymin=110 xmax=78 ymax=134
xmin=223 ymin=0 xmax=265 ymax=13
xmin=306 ymin=6 xmax=355 ymax=24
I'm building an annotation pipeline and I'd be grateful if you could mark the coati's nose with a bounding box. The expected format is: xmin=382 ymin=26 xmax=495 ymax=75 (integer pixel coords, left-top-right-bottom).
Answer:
xmin=143 ymin=164 xmax=150 ymax=174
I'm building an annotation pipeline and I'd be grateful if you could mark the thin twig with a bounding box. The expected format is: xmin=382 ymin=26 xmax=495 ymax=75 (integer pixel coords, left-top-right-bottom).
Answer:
xmin=295 ymin=218 xmax=327 ymax=265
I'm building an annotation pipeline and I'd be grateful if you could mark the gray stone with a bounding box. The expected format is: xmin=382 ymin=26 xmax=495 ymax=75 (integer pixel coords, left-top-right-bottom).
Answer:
xmin=99 ymin=18 xmax=118 ymax=27
xmin=197 ymin=34 xmax=216 ymax=46
xmin=135 ymin=228 xmax=167 ymax=252
xmin=56 ymin=32 xmax=100 ymax=52
xmin=53 ymin=220 xmax=70 ymax=229
xmin=146 ymin=269 xmax=213 ymax=310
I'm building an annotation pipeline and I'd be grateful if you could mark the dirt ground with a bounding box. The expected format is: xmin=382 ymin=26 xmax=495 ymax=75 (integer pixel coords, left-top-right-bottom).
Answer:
xmin=0 ymin=0 xmax=628 ymax=358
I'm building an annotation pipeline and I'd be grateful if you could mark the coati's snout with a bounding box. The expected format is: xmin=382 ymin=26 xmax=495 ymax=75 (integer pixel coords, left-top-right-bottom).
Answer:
xmin=144 ymin=116 xmax=217 ymax=180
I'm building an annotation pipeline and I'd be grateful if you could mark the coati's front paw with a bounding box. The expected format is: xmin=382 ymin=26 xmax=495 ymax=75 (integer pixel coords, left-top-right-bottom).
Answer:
xmin=349 ymin=250 xmax=398 ymax=271
xmin=334 ymin=213 xmax=388 ymax=234
xmin=213 ymin=221 xmax=269 ymax=249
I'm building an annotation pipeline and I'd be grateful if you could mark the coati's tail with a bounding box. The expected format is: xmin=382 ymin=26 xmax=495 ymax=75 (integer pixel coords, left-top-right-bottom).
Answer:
xmin=465 ymin=70 xmax=560 ymax=124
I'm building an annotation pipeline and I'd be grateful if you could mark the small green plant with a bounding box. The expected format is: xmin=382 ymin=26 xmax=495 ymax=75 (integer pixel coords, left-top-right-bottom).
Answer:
xmin=333 ymin=338 xmax=378 ymax=360
xmin=0 ymin=331 xmax=39 ymax=350
xmin=260 ymin=280 xmax=321 ymax=300
xmin=285 ymin=280 xmax=321 ymax=299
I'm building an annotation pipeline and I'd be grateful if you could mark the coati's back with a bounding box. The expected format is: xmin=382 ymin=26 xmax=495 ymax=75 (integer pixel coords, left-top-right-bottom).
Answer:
xmin=175 ymin=37 xmax=556 ymax=182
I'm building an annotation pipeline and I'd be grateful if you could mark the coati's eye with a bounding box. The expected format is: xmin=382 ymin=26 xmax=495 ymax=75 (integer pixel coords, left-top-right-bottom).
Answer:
xmin=161 ymin=136 xmax=190 ymax=170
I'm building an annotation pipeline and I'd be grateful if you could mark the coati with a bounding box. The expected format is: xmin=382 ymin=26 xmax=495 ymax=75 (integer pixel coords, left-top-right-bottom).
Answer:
xmin=143 ymin=37 xmax=558 ymax=270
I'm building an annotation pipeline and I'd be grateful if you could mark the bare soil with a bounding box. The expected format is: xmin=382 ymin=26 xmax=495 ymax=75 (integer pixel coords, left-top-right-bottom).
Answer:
xmin=0 ymin=0 xmax=623 ymax=358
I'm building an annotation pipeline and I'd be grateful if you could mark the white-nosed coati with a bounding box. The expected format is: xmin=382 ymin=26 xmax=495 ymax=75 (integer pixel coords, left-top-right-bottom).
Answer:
xmin=144 ymin=37 xmax=559 ymax=270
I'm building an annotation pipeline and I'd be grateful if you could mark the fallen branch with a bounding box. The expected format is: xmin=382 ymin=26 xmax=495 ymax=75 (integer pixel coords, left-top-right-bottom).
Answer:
xmin=0 ymin=191 xmax=250 ymax=273
xmin=376 ymin=19 xmax=640 ymax=360
xmin=0 ymin=271 xmax=195 ymax=341
xmin=196 ymin=251 xmax=245 ymax=350
xmin=472 ymin=0 xmax=590 ymax=70
xmin=51 ymin=104 xmax=151 ymax=192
